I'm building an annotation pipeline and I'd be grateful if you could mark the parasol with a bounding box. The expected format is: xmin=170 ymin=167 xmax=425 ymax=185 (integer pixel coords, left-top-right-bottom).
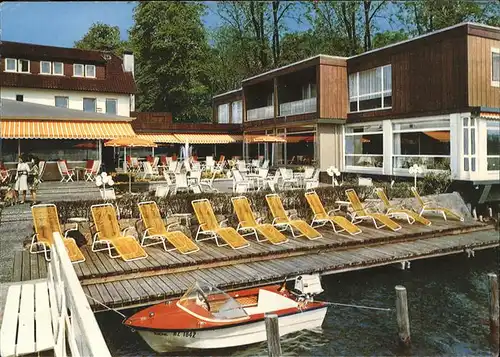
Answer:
xmin=104 ymin=137 xmax=157 ymax=193
xmin=245 ymin=135 xmax=286 ymax=143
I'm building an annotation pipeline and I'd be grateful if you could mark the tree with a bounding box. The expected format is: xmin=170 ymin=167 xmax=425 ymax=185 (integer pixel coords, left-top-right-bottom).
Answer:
xmin=372 ymin=29 xmax=409 ymax=49
xmin=129 ymin=2 xmax=212 ymax=122
xmin=74 ymin=22 xmax=127 ymax=56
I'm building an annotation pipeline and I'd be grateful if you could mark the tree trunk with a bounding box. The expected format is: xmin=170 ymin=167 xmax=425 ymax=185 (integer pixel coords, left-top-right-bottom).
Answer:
xmin=363 ymin=0 xmax=372 ymax=51
xmin=272 ymin=0 xmax=280 ymax=66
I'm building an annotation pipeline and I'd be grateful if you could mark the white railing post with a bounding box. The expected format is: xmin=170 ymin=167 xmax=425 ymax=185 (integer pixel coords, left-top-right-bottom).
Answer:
xmin=50 ymin=232 xmax=111 ymax=357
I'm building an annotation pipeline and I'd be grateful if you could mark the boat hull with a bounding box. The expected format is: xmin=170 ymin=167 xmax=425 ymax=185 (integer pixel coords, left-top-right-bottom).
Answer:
xmin=136 ymin=306 xmax=327 ymax=353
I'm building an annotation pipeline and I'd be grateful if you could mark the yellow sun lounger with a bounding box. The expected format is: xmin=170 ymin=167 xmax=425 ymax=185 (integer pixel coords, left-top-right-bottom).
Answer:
xmin=138 ymin=201 xmax=200 ymax=254
xmin=265 ymin=194 xmax=322 ymax=240
xmin=411 ymin=187 xmax=464 ymax=221
xmin=375 ymin=188 xmax=431 ymax=226
xmin=31 ymin=204 xmax=85 ymax=263
xmin=345 ymin=189 xmax=402 ymax=231
xmin=191 ymin=199 xmax=250 ymax=249
xmin=304 ymin=191 xmax=362 ymax=236
xmin=231 ymin=196 xmax=288 ymax=245
xmin=91 ymin=203 xmax=148 ymax=261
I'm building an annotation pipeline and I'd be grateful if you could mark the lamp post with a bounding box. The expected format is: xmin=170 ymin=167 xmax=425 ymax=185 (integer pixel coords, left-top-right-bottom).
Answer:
xmin=408 ymin=164 xmax=424 ymax=188
xmin=95 ymin=172 xmax=115 ymax=199
xmin=327 ymin=166 xmax=341 ymax=186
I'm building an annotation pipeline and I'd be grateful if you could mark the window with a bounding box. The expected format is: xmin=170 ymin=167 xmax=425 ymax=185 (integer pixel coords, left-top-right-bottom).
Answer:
xmin=231 ymin=101 xmax=242 ymax=124
xmin=487 ymin=120 xmax=500 ymax=171
xmin=40 ymin=61 xmax=51 ymax=74
xmin=83 ymin=98 xmax=96 ymax=112
xmin=105 ymin=98 xmax=117 ymax=114
xmin=492 ymin=48 xmax=500 ymax=87
xmin=349 ymin=64 xmax=392 ymax=112
xmin=55 ymin=96 xmax=69 ymax=108
xmin=345 ymin=124 xmax=384 ymax=168
xmin=53 ymin=62 xmax=64 ymax=75
xmin=462 ymin=117 xmax=477 ymax=172
xmin=301 ymin=83 xmax=317 ymax=99
xmin=73 ymin=64 xmax=84 ymax=77
xmin=18 ymin=59 xmax=30 ymax=73
xmin=393 ymin=119 xmax=450 ymax=171
xmin=5 ymin=58 xmax=17 ymax=72
xmin=85 ymin=64 xmax=96 ymax=78
xmin=16 ymin=95 xmax=23 ymax=102
xmin=218 ymin=104 xmax=229 ymax=123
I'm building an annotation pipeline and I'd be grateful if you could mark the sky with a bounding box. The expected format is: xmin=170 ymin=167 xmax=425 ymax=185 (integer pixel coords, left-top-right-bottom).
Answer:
xmin=0 ymin=1 xmax=310 ymax=48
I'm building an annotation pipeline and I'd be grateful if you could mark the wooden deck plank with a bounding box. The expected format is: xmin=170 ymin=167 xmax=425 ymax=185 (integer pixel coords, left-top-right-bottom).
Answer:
xmin=12 ymin=251 xmax=23 ymax=282
xmin=118 ymin=280 xmax=142 ymax=303
xmin=21 ymin=251 xmax=31 ymax=282
xmin=30 ymin=253 xmax=40 ymax=280
xmin=37 ymin=255 xmax=48 ymax=279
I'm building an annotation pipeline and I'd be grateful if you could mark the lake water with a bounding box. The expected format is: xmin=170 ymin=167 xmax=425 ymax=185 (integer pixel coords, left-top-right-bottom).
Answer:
xmin=97 ymin=248 xmax=498 ymax=356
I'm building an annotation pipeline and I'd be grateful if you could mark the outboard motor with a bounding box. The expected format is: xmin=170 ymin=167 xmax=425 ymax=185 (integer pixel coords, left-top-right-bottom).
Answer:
xmin=292 ymin=274 xmax=324 ymax=302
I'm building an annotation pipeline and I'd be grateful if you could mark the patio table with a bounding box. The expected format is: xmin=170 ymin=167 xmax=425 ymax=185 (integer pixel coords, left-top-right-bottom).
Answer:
xmin=72 ymin=166 xmax=86 ymax=181
xmin=171 ymin=213 xmax=193 ymax=232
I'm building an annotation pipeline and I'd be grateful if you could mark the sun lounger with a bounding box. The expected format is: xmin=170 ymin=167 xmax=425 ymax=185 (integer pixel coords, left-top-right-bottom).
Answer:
xmin=191 ymin=199 xmax=250 ymax=249
xmin=91 ymin=203 xmax=148 ymax=261
xmin=345 ymin=189 xmax=402 ymax=231
xmin=411 ymin=187 xmax=464 ymax=221
xmin=375 ymin=188 xmax=431 ymax=225
xmin=265 ymin=194 xmax=322 ymax=240
xmin=31 ymin=204 xmax=85 ymax=263
xmin=304 ymin=191 xmax=362 ymax=235
xmin=231 ymin=196 xmax=288 ymax=245
xmin=137 ymin=201 xmax=199 ymax=254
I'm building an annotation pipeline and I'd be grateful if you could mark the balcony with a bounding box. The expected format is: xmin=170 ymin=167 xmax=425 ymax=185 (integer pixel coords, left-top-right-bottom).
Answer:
xmin=279 ymin=97 xmax=316 ymax=117
xmin=247 ymin=106 xmax=274 ymax=121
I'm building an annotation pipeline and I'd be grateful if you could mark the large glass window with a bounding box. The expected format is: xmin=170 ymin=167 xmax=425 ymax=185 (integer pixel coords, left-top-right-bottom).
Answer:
xmin=83 ymin=98 xmax=96 ymax=112
xmin=73 ymin=64 xmax=84 ymax=77
xmin=18 ymin=59 xmax=30 ymax=73
xmin=393 ymin=119 xmax=450 ymax=171
xmin=487 ymin=120 xmax=500 ymax=170
xmin=85 ymin=64 xmax=96 ymax=78
xmin=231 ymin=101 xmax=242 ymax=124
xmin=55 ymin=96 xmax=69 ymax=108
xmin=105 ymin=98 xmax=117 ymax=114
xmin=286 ymin=126 xmax=316 ymax=165
xmin=349 ymin=65 xmax=391 ymax=112
xmin=218 ymin=103 xmax=229 ymax=123
xmin=345 ymin=124 xmax=383 ymax=168
xmin=462 ymin=117 xmax=476 ymax=172
xmin=492 ymin=48 xmax=500 ymax=86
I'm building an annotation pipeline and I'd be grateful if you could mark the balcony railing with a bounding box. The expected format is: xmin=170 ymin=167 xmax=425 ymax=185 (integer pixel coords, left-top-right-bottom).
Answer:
xmin=279 ymin=97 xmax=316 ymax=117
xmin=247 ymin=106 xmax=274 ymax=121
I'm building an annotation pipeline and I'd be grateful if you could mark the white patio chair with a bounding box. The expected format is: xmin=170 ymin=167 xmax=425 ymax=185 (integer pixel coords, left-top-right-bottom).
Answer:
xmin=304 ymin=167 xmax=315 ymax=180
xmin=130 ymin=157 xmax=141 ymax=173
xmin=168 ymin=160 xmax=177 ymax=173
xmin=142 ymin=161 xmax=155 ymax=179
xmin=200 ymin=170 xmax=220 ymax=193
xmin=162 ymin=170 xmax=177 ymax=191
xmin=251 ymin=159 xmax=260 ymax=172
xmin=205 ymin=156 xmax=215 ymax=171
xmin=174 ymin=173 xmax=189 ymax=194
xmin=265 ymin=170 xmax=281 ymax=192
xmin=236 ymin=160 xmax=248 ymax=174
xmin=38 ymin=160 xmax=46 ymax=183
xmin=85 ymin=160 xmax=100 ymax=181
xmin=189 ymin=170 xmax=201 ymax=186
xmin=152 ymin=157 xmax=159 ymax=168
xmin=192 ymin=162 xmax=201 ymax=172
xmin=155 ymin=185 xmax=170 ymax=198
xmin=232 ymin=169 xmax=252 ymax=193
xmin=305 ymin=169 xmax=320 ymax=190
xmin=57 ymin=161 xmax=75 ymax=182
xmin=279 ymin=168 xmax=298 ymax=189
xmin=261 ymin=159 xmax=270 ymax=169
xmin=184 ymin=159 xmax=191 ymax=173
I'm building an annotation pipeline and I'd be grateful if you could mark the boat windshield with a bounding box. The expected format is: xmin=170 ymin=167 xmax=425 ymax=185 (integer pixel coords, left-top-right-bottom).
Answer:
xmin=177 ymin=282 xmax=249 ymax=321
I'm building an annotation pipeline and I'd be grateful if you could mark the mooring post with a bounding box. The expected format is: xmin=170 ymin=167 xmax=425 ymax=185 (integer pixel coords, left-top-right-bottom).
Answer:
xmin=488 ymin=273 xmax=499 ymax=353
xmin=395 ymin=285 xmax=411 ymax=347
xmin=265 ymin=313 xmax=281 ymax=357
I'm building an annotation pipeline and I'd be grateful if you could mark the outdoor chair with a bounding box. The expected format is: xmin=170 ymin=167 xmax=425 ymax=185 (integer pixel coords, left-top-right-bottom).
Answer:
xmin=265 ymin=194 xmax=322 ymax=240
xmin=205 ymin=156 xmax=215 ymax=171
xmin=168 ymin=160 xmax=178 ymax=173
xmin=192 ymin=162 xmax=201 ymax=172
xmin=137 ymin=201 xmax=199 ymax=254
xmin=31 ymin=204 xmax=85 ymax=263
xmin=345 ymin=189 xmax=402 ymax=231
xmin=174 ymin=173 xmax=189 ymax=194
xmin=304 ymin=191 xmax=362 ymax=236
xmin=191 ymin=199 xmax=250 ymax=249
xmin=0 ymin=168 xmax=9 ymax=185
xmin=184 ymin=159 xmax=191 ymax=173
xmin=130 ymin=157 xmax=141 ymax=173
xmin=90 ymin=203 xmax=148 ymax=261
xmin=261 ymin=160 xmax=269 ymax=169
xmin=57 ymin=160 xmax=75 ymax=182
xmin=188 ymin=170 xmax=202 ymax=187
xmin=265 ymin=170 xmax=281 ymax=192
xmin=85 ymin=160 xmax=100 ymax=181
xmin=375 ymin=188 xmax=431 ymax=225
xmin=304 ymin=169 xmax=320 ymax=190
xmin=38 ymin=160 xmax=46 ymax=183
xmin=216 ymin=155 xmax=226 ymax=171
xmin=279 ymin=168 xmax=298 ymax=189
xmin=152 ymin=157 xmax=159 ymax=168
xmin=304 ymin=167 xmax=315 ymax=180
xmin=200 ymin=170 xmax=220 ymax=193
xmin=236 ymin=160 xmax=248 ymax=174
xmin=162 ymin=170 xmax=177 ymax=192
xmin=154 ymin=185 xmax=170 ymax=198
xmin=251 ymin=159 xmax=260 ymax=172
xmin=411 ymin=187 xmax=464 ymax=221
xmin=142 ymin=161 xmax=160 ymax=179
xmin=232 ymin=169 xmax=252 ymax=193
xmin=231 ymin=196 xmax=288 ymax=245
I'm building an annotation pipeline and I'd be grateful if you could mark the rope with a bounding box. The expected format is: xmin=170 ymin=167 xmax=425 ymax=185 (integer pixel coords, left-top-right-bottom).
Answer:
xmin=85 ymin=293 xmax=127 ymax=318
xmin=319 ymin=301 xmax=392 ymax=312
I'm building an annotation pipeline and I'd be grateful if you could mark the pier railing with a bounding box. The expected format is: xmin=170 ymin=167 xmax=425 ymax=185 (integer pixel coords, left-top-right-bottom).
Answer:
xmin=50 ymin=232 xmax=111 ymax=357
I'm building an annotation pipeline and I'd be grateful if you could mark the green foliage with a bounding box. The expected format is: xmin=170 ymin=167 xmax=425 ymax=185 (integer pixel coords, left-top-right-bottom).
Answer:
xmin=74 ymin=22 xmax=128 ymax=56
xmin=417 ymin=170 xmax=453 ymax=196
xmin=372 ymin=30 xmax=409 ymax=49
xmin=130 ymin=2 xmax=212 ymax=122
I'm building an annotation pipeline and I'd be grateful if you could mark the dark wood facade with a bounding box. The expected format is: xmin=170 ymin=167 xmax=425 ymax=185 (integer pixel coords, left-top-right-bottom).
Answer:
xmin=347 ymin=23 xmax=500 ymax=123
xmin=318 ymin=62 xmax=348 ymax=119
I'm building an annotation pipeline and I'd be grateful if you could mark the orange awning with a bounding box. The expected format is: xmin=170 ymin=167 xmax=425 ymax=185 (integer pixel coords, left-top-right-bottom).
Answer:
xmin=480 ymin=112 xmax=500 ymax=120
xmin=137 ymin=133 xmax=180 ymax=143
xmin=104 ymin=137 xmax=157 ymax=148
xmin=423 ymin=131 xmax=450 ymax=142
xmin=1 ymin=120 xmax=136 ymax=139
xmin=245 ymin=135 xmax=286 ymax=143
xmin=174 ymin=134 xmax=243 ymax=144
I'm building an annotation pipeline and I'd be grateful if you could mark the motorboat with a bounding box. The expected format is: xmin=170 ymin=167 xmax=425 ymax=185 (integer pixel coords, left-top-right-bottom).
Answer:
xmin=124 ymin=274 xmax=328 ymax=352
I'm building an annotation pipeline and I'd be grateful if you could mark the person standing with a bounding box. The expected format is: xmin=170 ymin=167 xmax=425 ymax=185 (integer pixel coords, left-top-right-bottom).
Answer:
xmin=28 ymin=158 xmax=40 ymax=205
xmin=14 ymin=155 xmax=29 ymax=204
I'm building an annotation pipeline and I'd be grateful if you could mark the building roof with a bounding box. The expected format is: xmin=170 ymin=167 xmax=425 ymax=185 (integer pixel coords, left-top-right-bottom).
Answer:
xmin=0 ymin=41 xmax=136 ymax=94
xmin=213 ymin=88 xmax=243 ymax=99
xmin=0 ymin=98 xmax=134 ymax=122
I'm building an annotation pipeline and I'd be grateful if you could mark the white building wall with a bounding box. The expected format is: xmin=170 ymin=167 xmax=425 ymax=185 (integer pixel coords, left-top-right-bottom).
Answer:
xmin=0 ymin=87 xmax=131 ymax=117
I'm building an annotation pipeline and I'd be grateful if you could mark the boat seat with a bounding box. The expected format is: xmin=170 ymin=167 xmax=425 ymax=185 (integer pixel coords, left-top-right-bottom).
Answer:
xmin=0 ymin=281 xmax=54 ymax=357
xmin=243 ymin=289 xmax=298 ymax=315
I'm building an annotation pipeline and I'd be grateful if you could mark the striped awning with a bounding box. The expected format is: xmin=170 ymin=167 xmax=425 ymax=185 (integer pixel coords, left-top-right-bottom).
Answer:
xmin=480 ymin=112 xmax=500 ymax=120
xmin=137 ymin=133 xmax=180 ymax=143
xmin=174 ymin=134 xmax=243 ymax=144
xmin=1 ymin=120 xmax=136 ymax=139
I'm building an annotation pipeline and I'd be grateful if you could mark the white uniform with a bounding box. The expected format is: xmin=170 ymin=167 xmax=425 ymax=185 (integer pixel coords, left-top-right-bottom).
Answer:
xmin=14 ymin=162 xmax=30 ymax=192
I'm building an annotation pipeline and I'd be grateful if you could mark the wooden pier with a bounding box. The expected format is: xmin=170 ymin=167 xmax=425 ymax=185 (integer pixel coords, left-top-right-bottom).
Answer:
xmin=12 ymin=217 xmax=498 ymax=312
